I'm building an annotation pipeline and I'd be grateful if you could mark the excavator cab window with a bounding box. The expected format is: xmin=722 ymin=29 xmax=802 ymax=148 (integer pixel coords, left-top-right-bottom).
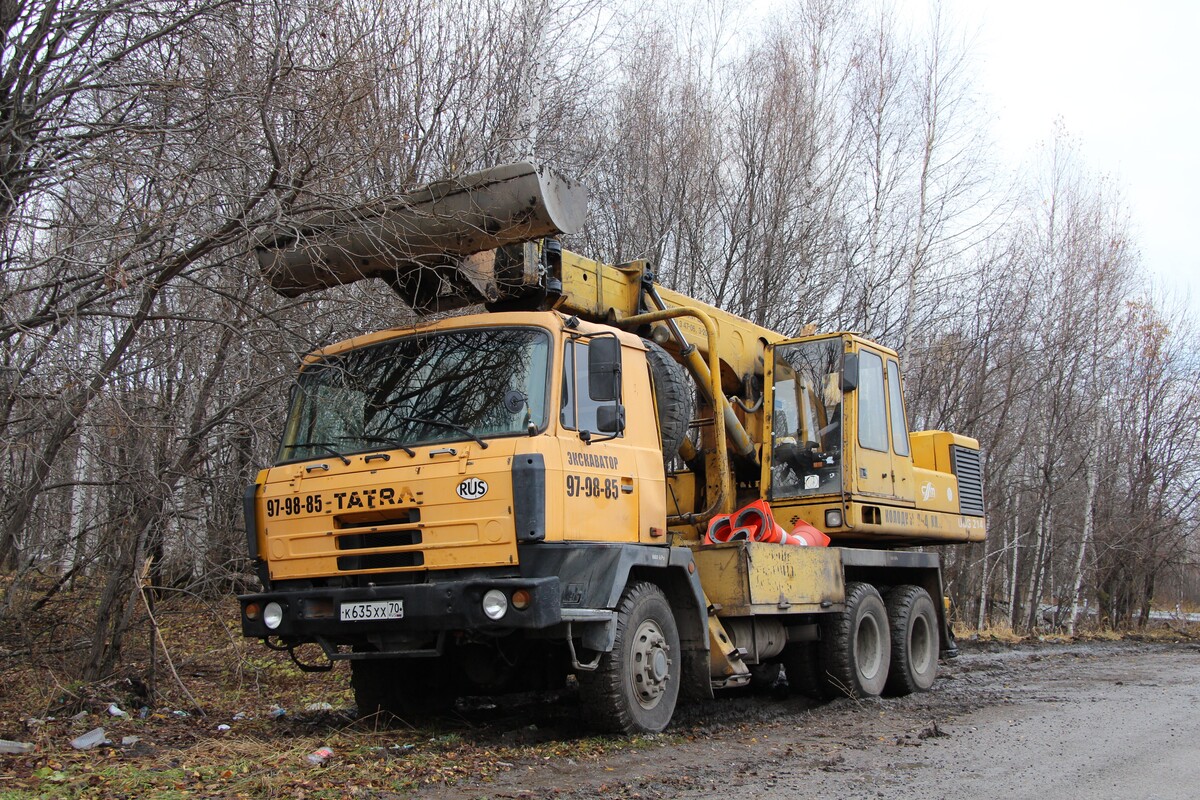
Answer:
xmin=857 ymin=349 xmax=888 ymax=452
xmin=887 ymin=359 xmax=910 ymax=457
xmin=770 ymin=338 xmax=843 ymax=498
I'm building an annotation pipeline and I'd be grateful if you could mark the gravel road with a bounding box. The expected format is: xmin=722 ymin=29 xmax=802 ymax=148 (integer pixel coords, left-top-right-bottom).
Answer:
xmin=421 ymin=640 xmax=1200 ymax=800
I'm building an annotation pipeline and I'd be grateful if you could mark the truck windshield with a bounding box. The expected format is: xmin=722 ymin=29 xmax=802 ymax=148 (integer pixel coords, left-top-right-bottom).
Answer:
xmin=277 ymin=327 xmax=550 ymax=463
xmin=771 ymin=337 xmax=843 ymax=498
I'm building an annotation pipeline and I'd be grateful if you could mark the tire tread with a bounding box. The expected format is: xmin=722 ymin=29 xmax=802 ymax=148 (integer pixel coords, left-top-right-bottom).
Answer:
xmin=643 ymin=341 xmax=694 ymax=460
xmin=817 ymin=581 xmax=889 ymax=698
xmin=883 ymin=584 xmax=939 ymax=696
xmin=579 ymin=581 xmax=680 ymax=734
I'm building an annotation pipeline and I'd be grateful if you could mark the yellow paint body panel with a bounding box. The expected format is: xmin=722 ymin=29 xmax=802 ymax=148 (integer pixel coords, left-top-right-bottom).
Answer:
xmin=256 ymin=312 xmax=670 ymax=582
xmin=261 ymin=440 xmax=523 ymax=580
xmin=770 ymin=498 xmax=844 ymax=534
xmin=910 ymin=430 xmax=980 ymax=472
xmin=557 ymin=250 xmax=783 ymax=386
xmin=666 ymin=473 xmax=697 ymax=520
xmin=847 ymin=502 xmax=985 ymax=543
xmin=555 ymin=330 xmax=666 ymax=544
xmin=911 ymin=467 xmax=961 ymax=514
xmin=693 ymin=542 xmax=845 ymax=616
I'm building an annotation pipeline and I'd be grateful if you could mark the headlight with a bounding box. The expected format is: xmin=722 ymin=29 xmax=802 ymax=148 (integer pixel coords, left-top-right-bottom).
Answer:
xmin=825 ymin=509 xmax=843 ymax=528
xmin=263 ymin=601 xmax=285 ymax=630
xmin=482 ymin=589 xmax=508 ymax=620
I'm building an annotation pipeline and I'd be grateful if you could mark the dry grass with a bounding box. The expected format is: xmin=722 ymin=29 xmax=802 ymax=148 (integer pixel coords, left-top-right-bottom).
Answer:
xmin=954 ymin=622 xmax=1025 ymax=644
xmin=953 ymin=616 xmax=1200 ymax=646
xmin=0 ymin=580 xmax=657 ymax=799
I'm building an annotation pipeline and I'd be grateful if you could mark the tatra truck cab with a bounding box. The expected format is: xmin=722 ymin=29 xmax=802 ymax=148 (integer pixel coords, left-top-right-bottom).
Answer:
xmin=239 ymin=163 xmax=986 ymax=733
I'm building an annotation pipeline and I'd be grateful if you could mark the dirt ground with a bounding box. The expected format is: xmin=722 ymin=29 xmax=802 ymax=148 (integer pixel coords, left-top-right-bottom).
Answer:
xmin=2 ymin=612 xmax=1198 ymax=799
xmin=418 ymin=638 xmax=1200 ymax=800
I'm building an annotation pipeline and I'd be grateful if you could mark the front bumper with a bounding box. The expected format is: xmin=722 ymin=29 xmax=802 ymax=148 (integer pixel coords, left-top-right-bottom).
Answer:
xmin=239 ymin=576 xmax=561 ymax=641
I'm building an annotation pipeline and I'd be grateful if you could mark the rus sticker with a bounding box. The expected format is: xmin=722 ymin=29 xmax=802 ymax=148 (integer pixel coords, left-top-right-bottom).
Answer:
xmin=456 ymin=477 xmax=489 ymax=500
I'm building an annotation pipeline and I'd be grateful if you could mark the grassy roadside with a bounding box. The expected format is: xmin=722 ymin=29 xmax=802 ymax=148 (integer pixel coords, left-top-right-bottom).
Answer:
xmin=0 ymin=591 xmax=665 ymax=799
xmin=954 ymin=620 xmax=1199 ymax=645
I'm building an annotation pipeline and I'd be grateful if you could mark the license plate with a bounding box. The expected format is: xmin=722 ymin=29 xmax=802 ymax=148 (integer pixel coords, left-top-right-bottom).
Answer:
xmin=340 ymin=600 xmax=404 ymax=622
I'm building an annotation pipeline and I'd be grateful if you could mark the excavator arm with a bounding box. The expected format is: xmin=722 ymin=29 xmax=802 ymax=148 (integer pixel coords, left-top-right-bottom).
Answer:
xmin=255 ymin=162 xmax=779 ymax=383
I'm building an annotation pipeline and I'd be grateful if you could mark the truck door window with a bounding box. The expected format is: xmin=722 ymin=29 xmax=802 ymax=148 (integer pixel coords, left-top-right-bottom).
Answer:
xmin=886 ymin=359 xmax=910 ymax=457
xmin=857 ymin=349 xmax=888 ymax=452
xmin=561 ymin=339 xmax=622 ymax=437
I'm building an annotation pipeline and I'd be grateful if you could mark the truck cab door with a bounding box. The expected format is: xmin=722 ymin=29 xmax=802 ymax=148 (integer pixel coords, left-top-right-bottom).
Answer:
xmin=763 ymin=335 xmax=846 ymax=502
xmin=556 ymin=336 xmax=657 ymax=543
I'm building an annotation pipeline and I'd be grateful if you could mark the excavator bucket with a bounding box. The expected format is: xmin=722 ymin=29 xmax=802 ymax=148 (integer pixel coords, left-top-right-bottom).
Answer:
xmin=254 ymin=162 xmax=587 ymax=311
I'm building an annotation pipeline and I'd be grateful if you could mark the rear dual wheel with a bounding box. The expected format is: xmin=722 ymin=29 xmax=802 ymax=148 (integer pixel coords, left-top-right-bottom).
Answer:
xmin=884 ymin=585 xmax=939 ymax=695
xmin=803 ymin=582 xmax=940 ymax=700
xmin=817 ymin=581 xmax=891 ymax=698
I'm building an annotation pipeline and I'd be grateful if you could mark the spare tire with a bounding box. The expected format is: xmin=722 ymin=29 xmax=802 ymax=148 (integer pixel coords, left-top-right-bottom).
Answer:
xmin=643 ymin=339 xmax=694 ymax=460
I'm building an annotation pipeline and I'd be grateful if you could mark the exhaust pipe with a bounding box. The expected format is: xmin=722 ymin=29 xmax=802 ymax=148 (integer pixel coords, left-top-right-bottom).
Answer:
xmin=255 ymin=162 xmax=588 ymax=310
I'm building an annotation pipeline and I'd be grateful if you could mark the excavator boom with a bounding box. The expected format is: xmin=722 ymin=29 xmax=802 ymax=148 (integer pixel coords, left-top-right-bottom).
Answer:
xmin=255 ymin=162 xmax=587 ymax=310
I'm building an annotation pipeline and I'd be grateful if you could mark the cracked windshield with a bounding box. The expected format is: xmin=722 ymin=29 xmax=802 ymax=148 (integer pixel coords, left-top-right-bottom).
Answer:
xmin=277 ymin=327 xmax=549 ymax=463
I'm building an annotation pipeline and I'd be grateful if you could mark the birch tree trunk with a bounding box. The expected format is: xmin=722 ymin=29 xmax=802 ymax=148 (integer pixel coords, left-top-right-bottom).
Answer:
xmin=1068 ymin=407 xmax=1103 ymax=635
xmin=977 ymin=529 xmax=991 ymax=630
xmin=1007 ymin=490 xmax=1022 ymax=630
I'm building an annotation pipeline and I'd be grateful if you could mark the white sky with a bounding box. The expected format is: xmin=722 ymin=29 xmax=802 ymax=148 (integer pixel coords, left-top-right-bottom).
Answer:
xmin=932 ymin=0 xmax=1200 ymax=310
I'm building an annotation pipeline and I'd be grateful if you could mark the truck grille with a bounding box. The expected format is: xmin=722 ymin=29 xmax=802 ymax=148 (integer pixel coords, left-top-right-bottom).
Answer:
xmin=337 ymin=530 xmax=422 ymax=550
xmin=336 ymin=551 xmax=424 ymax=571
xmin=335 ymin=528 xmax=423 ymax=572
xmin=950 ymin=445 xmax=985 ymax=517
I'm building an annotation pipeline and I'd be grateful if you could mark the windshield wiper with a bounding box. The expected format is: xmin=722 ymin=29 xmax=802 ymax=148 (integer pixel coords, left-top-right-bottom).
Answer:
xmin=354 ymin=435 xmax=416 ymax=458
xmin=395 ymin=415 xmax=489 ymax=449
xmin=297 ymin=441 xmax=351 ymax=465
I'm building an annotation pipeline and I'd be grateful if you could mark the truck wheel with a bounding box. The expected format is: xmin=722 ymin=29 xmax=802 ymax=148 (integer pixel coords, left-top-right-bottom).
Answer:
xmin=818 ymin=582 xmax=890 ymax=698
xmin=643 ymin=340 xmax=694 ymax=460
xmin=884 ymin=585 xmax=939 ymax=695
xmin=782 ymin=643 xmax=831 ymax=700
xmin=579 ymin=582 xmax=681 ymax=733
xmin=351 ymin=658 xmax=455 ymax=720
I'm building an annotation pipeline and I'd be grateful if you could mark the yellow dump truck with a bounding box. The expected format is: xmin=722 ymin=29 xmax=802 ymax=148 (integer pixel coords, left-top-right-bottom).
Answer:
xmin=238 ymin=163 xmax=986 ymax=733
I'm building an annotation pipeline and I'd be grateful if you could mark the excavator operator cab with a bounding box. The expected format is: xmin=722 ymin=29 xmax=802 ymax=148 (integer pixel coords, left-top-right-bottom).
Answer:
xmin=768 ymin=335 xmax=844 ymax=499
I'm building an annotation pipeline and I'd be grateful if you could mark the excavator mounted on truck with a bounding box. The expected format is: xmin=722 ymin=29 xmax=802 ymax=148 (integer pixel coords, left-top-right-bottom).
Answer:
xmin=238 ymin=163 xmax=986 ymax=733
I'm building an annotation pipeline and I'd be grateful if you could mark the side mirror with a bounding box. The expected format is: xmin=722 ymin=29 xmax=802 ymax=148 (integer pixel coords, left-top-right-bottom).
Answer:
xmin=841 ymin=352 xmax=859 ymax=392
xmin=597 ymin=404 xmax=625 ymax=433
xmin=588 ymin=336 xmax=622 ymax=402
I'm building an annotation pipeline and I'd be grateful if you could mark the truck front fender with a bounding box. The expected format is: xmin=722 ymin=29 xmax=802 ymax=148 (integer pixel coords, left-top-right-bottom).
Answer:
xmin=518 ymin=542 xmax=712 ymax=698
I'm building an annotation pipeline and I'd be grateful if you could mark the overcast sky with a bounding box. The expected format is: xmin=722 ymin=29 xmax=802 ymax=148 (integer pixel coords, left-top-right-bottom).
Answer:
xmin=924 ymin=0 xmax=1200 ymax=309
